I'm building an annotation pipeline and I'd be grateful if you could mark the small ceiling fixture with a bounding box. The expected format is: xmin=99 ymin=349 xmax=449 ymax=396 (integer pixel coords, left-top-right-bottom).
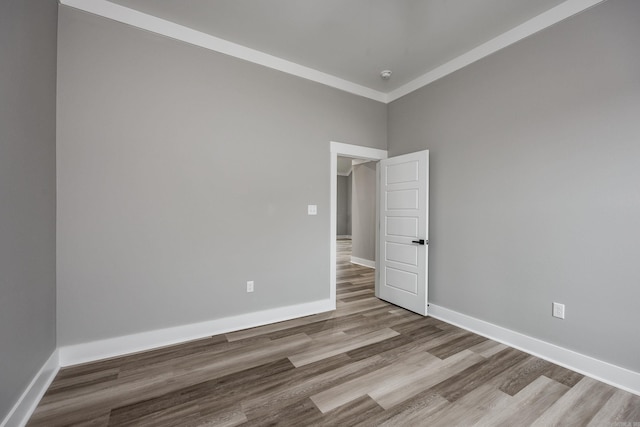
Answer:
xmin=380 ymin=70 xmax=392 ymax=80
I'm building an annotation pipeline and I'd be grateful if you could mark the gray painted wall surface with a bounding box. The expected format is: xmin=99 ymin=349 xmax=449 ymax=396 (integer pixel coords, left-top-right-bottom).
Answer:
xmin=337 ymin=174 xmax=352 ymax=236
xmin=388 ymin=0 xmax=640 ymax=372
xmin=57 ymin=7 xmax=386 ymax=345
xmin=351 ymin=163 xmax=377 ymax=262
xmin=0 ymin=0 xmax=58 ymax=418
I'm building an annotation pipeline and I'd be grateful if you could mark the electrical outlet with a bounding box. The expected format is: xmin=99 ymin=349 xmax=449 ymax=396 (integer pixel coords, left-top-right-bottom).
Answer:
xmin=552 ymin=302 xmax=565 ymax=319
xmin=247 ymin=281 xmax=254 ymax=293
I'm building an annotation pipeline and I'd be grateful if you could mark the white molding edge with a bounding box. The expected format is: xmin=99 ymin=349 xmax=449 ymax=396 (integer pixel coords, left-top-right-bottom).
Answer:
xmin=387 ymin=0 xmax=607 ymax=102
xmin=59 ymin=0 xmax=387 ymax=103
xmin=58 ymin=0 xmax=604 ymax=104
xmin=330 ymin=141 xmax=387 ymax=311
xmin=337 ymin=170 xmax=352 ymax=177
xmin=350 ymin=256 xmax=376 ymax=269
xmin=59 ymin=299 xmax=333 ymax=367
xmin=330 ymin=142 xmax=388 ymax=160
xmin=429 ymin=304 xmax=640 ymax=397
xmin=1 ymin=350 xmax=60 ymax=427
xmin=337 ymin=235 xmax=351 ymax=239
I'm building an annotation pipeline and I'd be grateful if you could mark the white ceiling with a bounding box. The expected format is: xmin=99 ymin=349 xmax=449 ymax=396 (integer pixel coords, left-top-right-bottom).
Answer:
xmin=66 ymin=0 xmax=605 ymax=102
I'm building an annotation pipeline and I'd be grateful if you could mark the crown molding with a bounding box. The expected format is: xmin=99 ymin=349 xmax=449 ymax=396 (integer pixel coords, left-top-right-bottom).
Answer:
xmin=387 ymin=0 xmax=606 ymax=102
xmin=61 ymin=0 xmax=604 ymax=104
xmin=59 ymin=0 xmax=388 ymax=103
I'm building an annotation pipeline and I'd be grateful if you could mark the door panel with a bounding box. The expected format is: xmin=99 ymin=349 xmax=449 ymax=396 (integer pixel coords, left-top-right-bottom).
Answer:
xmin=377 ymin=150 xmax=429 ymax=315
xmin=386 ymin=267 xmax=418 ymax=294
xmin=386 ymin=242 xmax=418 ymax=266
xmin=386 ymin=160 xmax=419 ymax=184
xmin=386 ymin=189 xmax=419 ymax=210
xmin=386 ymin=217 xmax=418 ymax=237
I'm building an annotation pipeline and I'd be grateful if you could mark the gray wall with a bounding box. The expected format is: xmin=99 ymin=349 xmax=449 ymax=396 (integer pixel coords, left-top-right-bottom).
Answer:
xmin=0 ymin=0 xmax=58 ymax=419
xmin=337 ymin=174 xmax=352 ymax=236
xmin=56 ymin=7 xmax=386 ymax=346
xmin=388 ymin=0 xmax=640 ymax=372
xmin=351 ymin=162 xmax=377 ymax=262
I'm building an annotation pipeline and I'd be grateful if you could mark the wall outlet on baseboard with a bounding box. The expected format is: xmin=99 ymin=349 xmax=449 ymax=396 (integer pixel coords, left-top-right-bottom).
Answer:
xmin=552 ymin=302 xmax=565 ymax=319
xmin=247 ymin=281 xmax=254 ymax=293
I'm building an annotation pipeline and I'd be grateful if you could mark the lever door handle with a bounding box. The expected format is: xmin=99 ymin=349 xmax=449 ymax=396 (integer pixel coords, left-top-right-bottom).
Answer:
xmin=412 ymin=239 xmax=427 ymax=245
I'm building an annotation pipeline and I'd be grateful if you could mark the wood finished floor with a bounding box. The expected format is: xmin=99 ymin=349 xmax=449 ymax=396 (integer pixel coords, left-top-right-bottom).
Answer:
xmin=29 ymin=239 xmax=640 ymax=426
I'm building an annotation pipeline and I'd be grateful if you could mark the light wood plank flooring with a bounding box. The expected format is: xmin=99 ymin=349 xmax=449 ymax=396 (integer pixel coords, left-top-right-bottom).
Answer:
xmin=28 ymin=239 xmax=640 ymax=426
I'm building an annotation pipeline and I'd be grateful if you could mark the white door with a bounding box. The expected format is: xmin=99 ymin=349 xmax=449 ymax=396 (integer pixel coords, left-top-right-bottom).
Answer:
xmin=377 ymin=150 xmax=429 ymax=315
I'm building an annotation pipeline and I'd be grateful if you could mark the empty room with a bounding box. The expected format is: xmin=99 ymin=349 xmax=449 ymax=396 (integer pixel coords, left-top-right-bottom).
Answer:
xmin=2 ymin=0 xmax=639 ymax=425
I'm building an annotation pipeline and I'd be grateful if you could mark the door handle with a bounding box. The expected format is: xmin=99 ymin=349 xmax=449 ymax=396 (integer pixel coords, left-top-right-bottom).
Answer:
xmin=412 ymin=239 xmax=427 ymax=245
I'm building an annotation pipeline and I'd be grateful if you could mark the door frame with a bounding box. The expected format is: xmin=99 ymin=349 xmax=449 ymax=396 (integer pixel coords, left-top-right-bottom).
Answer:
xmin=329 ymin=141 xmax=388 ymax=308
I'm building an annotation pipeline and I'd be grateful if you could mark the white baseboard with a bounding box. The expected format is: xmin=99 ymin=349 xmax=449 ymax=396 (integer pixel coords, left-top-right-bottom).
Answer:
xmin=1 ymin=349 xmax=59 ymax=427
xmin=59 ymin=299 xmax=334 ymax=367
xmin=6 ymin=301 xmax=638 ymax=427
xmin=350 ymin=256 xmax=375 ymax=269
xmin=428 ymin=304 xmax=640 ymax=397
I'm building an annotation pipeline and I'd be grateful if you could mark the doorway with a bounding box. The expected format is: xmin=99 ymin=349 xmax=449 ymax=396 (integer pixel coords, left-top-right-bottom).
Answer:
xmin=329 ymin=142 xmax=387 ymax=309
xmin=330 ymin=141 xmax=430 ymax=316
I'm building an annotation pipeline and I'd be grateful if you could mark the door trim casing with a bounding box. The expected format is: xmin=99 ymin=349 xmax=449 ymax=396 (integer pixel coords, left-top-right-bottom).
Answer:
xmin=330 ymin=141 xmax=388 ymax=308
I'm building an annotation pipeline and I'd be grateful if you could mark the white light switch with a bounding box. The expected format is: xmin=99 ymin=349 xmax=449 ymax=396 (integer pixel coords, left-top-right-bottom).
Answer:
xmin=308 ymin=205 xmax=317 ymax=215
xmin=552 ymin=302 xmax=565 ymax=319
